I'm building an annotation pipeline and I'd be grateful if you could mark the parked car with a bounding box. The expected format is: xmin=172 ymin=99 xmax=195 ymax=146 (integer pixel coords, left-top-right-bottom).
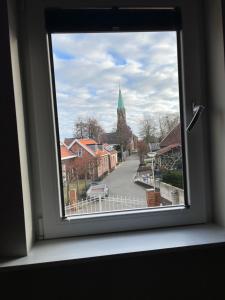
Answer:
xmin=86 ymin=182 xmax=109 ymax=199
xmin=88 ymin=181 xmax=99 ymax=186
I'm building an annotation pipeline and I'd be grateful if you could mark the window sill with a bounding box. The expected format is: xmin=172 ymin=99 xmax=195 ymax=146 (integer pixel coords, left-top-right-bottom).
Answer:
xmin=1 ymin=223 xmax=225 ymax=271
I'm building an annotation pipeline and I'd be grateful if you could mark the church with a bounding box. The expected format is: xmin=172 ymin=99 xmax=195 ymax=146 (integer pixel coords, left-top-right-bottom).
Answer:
xmin=101 ymin=88 xmax=138 ymax=160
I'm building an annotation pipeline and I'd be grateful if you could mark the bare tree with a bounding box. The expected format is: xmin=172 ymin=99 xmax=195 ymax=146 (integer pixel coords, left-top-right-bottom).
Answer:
xmin=117 ymin=123 xmax=132 ymax=159
xmin=86 ymin=118 xmax=105 ymax=142
xmin=64 ymin=154 xmax=101 ymax=201
xmin=74 ymin=118 xmax=87 ymax=139
xmin=139 ymin=118 xmax=158 ymax=144
xmin=63 ymin=158 xmax=79 ymax=204
xmin=74 ymin=117 xmax=104 ymax=141
xmin=74 ymin=156 xmax=100 ymax=187
xmin=158 ymin=113 xmax=180 ymax=140
xmin=137 ymin=140 xmax=149 ymax=164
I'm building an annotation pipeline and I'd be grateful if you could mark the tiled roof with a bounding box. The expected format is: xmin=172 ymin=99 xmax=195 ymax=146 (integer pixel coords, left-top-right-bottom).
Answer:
xmin=66 ymin=138 xmax=111 ymax=157
xmin=64 ymin=138 xmax=98 ymax=147
xmin=160 ymin=124 xmax=181 ymax=148
xmin=79 ymin=139 xmax=97 ymax=145
xmin=60 ymin=144 xmax=76 ymax=160
xmin=157 ymin=143 xmax=181 ymax=156
xmin=103 ymin=143 xmax=117 ymax=154
xmin=64 ymin=138 xmax=116 ymax=157
xmin=78 ymin=139 xmax=109 ymax=156
xmin=95 ymin=149 xmax=110 ymax=156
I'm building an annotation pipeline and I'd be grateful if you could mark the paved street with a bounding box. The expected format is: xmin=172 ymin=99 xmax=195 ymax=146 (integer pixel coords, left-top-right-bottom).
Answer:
xmin=101 ymin=154 xmax=146 ymax=200
xmin=66 ymin=155 xmax=147 ymax=216
xmin=66 ymin=154 xmax=173 ymax=216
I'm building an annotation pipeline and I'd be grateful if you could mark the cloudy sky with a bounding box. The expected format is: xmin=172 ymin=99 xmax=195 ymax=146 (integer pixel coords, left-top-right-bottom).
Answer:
xmin=52 ymin=32 xmax=180 ymax=140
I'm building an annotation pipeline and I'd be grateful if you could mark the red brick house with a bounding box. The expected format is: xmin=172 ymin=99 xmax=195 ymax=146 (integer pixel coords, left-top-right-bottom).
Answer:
xmin=64 ymin=138 xmax=116 ymax=180
xmin=157 ymin=124 xmax=182 ymax=170
xmin=159 ymin=123 xmax=181 ymax=149
xmin=60 ymin=143 xmax=77 ymax=184
xmin=103 ymin=143 xmax=118 ymax=171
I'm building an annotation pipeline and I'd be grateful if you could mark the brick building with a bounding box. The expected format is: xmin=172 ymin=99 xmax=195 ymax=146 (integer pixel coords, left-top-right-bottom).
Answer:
xmin=64 ymin=138 xmax=118 ymax=180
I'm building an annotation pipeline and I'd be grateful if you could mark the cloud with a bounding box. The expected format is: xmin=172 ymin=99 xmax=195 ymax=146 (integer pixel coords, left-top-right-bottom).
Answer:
xmin=108 ymin=50 xmax=127 ymax=66
xmin=51 ymin=32 xmax=180 ymax=139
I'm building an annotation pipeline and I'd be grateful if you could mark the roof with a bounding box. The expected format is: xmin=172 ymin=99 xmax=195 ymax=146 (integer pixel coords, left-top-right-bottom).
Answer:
xmin=95 ymin=149 xmax=110 ymax=156
xmin=64 ymin=138 xmax=97 ymax=147
xmin=103 ymin=143 xmax=117 ymax=154
xmin=160 ymin=124 xmax=181 ymax=148
xmin=117 ymin=88 xmax=125 ymax=110
xmin=101 ymin=132 xmax=119 ymax=145
xmin=66 ymin=138 xmax=112 ymax=157
xmin=79 ymin=139 xmax=97 ymax=146
xmin=60 ymin=144 xmax=77 ymax=160
xmin=79 ymin=140 xmax=111 ymax=156
xmin=66 ymin=138 xmax=95 ymax=156
xmin=157 ymin=143 xmax=181 ymax=156
xmin=64 ymin=138 xmax=75 ymax=147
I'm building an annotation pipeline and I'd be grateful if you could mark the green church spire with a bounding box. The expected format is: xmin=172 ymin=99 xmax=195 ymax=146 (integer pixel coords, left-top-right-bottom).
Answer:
xmin=117 ymin=88 xmax=125 ymax=110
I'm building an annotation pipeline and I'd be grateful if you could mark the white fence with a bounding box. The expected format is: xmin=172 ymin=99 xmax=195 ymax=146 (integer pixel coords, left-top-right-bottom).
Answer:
xmin=65 ymin=181 xmax=185 ymax=216
xmin=134 ymin=175 xmax=184 ymax=205
xmin=65 ymin=194 xmax=147 ymax=216
xmin=159 ymin=182 xmax=184 ymax=205
xmin=134 ymin=175 xmax=160 ymax=190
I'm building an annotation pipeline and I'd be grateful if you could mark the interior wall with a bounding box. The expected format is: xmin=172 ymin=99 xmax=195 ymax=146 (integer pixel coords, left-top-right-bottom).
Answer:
xmin=7 ymin=0 xmax=34 ymax=253
xmin=0 ymin=0 xmax=27 ymax=257
xmin=204 ymin=0 xmax=225 ymax=226
xmin=0 ymin=0 xmax=224 ymax=257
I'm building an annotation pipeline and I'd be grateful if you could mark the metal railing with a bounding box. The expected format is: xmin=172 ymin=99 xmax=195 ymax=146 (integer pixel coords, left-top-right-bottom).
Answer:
xmin=134 ymin=174 xmax=160 ymax=190
xmin=65 ymin=194 xmax=147 ymax=216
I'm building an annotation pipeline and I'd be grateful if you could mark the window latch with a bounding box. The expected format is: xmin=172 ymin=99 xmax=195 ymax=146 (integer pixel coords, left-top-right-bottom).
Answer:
xmin=186 ymin=103 xmax=205 ymax=133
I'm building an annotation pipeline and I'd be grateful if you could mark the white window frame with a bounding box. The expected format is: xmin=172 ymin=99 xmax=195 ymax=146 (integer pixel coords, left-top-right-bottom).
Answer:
xmin=75 ymin=149 xmax=82 ymax=158
xmin=23 ymin=0 xmax=209 ymax=239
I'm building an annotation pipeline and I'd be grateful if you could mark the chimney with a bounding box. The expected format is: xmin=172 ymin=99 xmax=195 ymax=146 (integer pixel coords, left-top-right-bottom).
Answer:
xmin=146 ymin=189 xmax=161 ymax=207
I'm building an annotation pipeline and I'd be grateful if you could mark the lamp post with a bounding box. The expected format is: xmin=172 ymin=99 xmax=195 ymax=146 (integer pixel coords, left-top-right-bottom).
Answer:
xmin=152 ymin=158 xmax=155 ymax=191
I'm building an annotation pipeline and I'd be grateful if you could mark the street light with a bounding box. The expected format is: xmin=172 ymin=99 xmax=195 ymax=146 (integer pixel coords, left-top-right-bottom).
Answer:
xmin=152 ymin=158 xmax=155 ymax=191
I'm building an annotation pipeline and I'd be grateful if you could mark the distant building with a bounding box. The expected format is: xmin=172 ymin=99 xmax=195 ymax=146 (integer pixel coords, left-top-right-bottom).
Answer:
xmin=103 ymin=143 xmax=118 ymax=171
xmin=63 ymin=138 xmax=118 ymax=180
xmin=157 ymin=124 xmax=182 ymax=170
xmin=160 ymin=123 xmax=181 ymax=148
xmin=60 ymin=143 xmax=77 ymax=183
xmin=149 ymin=143 xmax=160 ymax=152
xmin=101 ymin=88 xmax=138 ymax=158
xmin=117 ymin=88 xmax=127 ymax=134
xmin=64 ymin=137 xmax=76 ymax=147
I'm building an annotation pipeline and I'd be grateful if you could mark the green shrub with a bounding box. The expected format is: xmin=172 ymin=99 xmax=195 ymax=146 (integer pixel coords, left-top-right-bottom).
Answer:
xmin=162 ymin=170 xmax=184 ymax=189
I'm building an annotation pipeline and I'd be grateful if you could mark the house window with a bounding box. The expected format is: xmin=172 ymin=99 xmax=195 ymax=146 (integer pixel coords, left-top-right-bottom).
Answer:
xmin=26 ymin=2 xmax=208 ymax=238
xmin=76 ymin=149 xmax=82 ymax=157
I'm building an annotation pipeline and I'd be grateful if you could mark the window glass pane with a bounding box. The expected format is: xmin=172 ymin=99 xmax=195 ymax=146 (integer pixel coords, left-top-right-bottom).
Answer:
xmin=51 ymin=31 xmax=185 ymax=217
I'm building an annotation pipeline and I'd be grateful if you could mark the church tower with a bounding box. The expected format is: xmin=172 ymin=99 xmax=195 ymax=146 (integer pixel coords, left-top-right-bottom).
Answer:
xmin=117 ymin=88 xmax=127 ymax=131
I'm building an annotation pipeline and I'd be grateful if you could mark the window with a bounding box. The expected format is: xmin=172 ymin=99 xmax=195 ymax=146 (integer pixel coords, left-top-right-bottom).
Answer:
xmin=25 ymin=1 xmax=208 ymax=239
xmin=51 ymin=29 xmax=185 ymax=216
xmin=76 ymin=149 xmax=82 ymax=157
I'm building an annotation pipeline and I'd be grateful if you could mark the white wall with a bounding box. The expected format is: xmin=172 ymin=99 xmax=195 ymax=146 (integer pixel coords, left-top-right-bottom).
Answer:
xmin=205 ymin=0 xmax=225 ymax=226
xmin=8 ymin=0 xmax=33 ymax=252
xmin=160 ymin=182 xmax=184 ymax=205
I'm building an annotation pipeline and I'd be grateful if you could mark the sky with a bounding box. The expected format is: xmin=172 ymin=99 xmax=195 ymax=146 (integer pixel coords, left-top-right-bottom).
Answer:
xmin=52 ymin=32 xmax=180 ymax=140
